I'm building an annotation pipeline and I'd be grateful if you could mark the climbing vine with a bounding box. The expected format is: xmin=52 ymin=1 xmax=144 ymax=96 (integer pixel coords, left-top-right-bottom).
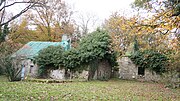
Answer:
xmin=35 ymin=45 xmax=64 ymax=77
xmin=62 ymin=29 xmax=118 ymax=71
xmin=35 ymin=29 xmax=118 ymax=76
xmin=129 ymin=50 xmax=168 ymax=74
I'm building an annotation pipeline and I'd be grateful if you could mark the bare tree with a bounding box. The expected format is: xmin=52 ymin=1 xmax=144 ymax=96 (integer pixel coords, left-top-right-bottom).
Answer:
xmin=76 ymin=12 xmax=98 ymax=37
xmin=0 ymin=0 xmax=43 ymax=27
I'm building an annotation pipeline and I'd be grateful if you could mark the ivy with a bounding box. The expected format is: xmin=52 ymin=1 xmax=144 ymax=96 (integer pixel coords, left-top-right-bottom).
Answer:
xmin=35 ymin=29 xmax=118 ymax=75
xmin=0 ymin=24 xmax=9 ymax=43
xmin=35 ymin=45 xmax=64 ymax=70
xmin=129 ymin=50 xmax=168 ymax=74
xmin=61 ymin=29 xmax=118 ymax=71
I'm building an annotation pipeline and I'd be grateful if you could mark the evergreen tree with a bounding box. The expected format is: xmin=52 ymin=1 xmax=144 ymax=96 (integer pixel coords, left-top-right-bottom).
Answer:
xmin=0 ymin=24 xmax=9 ymax=43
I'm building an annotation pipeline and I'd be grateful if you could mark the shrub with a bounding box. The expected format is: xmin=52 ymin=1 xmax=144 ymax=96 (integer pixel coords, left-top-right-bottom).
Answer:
xmin=162 ymin=71 xmax=180 ymax=88
xmin=35 ymin=45 xmax=64 ymax=77
xmin=62 ymin=29 xmax=118 ymax=70
xmin=4 ymin=57 xmax=21 ymax=81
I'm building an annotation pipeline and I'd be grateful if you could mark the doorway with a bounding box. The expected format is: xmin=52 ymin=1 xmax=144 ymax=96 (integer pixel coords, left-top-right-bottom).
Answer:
xmin=138 ymin=67 xmax=145 ymax=76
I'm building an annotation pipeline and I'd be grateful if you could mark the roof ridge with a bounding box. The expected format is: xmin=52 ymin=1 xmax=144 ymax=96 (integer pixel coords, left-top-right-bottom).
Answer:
xmin=28 ymin=41 xmax=61 ymax=43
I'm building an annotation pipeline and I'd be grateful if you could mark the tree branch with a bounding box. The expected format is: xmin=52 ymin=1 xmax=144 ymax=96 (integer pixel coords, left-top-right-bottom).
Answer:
xmin=0 ymin=0 xmax=5 ymax=7
xmin=0 ymin=0 xmax=45 ymax=27
xmin=0 ymin=1 xmax=6 ymax=24
xmin=0 ymin=3 xmax=35 ymax=27
xmin=0 ymin=1 xmax=36 ymax=11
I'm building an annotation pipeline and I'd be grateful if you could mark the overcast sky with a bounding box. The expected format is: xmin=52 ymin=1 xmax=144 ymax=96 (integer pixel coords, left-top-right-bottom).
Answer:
xmin=66 ymin=0 xmax=135 ymax=31
xmin=69 ymin=0 xmax=134 ymax=16
xmin=7 ymin=0 xmax=135 ymax=31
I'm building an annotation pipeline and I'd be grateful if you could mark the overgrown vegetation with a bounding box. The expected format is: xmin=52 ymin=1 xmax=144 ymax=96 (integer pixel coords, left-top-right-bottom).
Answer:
xmin=0 ymin=24 xmax=9 ymax=43
xmin=62 ymin=29 xmax=118 ymax=70
xmin=126 ymin=37 xmax=169 ymax=74
xmin=35 ymin=29 xmax=118 ymax=79
xmin=130 ymin=50 xmax=168 ymax=74
xmin=0 ymin=31 xmax=22 ymax=81
xmin=35 ymin=45 xmax=64 ymax=77
xmin=0 ymin=56 xmax=21 ymax=81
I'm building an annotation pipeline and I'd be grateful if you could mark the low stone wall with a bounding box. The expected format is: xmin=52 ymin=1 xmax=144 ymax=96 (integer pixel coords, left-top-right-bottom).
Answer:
xmin=50 ymin=69 xmax=65 ymax=80
xmin=73 ymin=70 xmax=89 ymax=79
xmin=144 ymin=69 xmax=162 ymax=82
xmin=50 ymin=69 xmax=89 ymax=80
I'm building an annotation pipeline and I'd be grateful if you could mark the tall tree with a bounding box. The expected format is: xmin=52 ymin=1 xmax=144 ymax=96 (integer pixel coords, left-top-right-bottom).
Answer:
xmin=104 ymin=9 xmax=179 ymax=56
xmin=8 ymin=18 xmax=42 ymax=44
xmin=131 ymin=0 xmax=179 ymax=49
xmin=104 ymin=13 xmax=138 ymax=54
xmin=130 ymin=0 xmax=180 ymax=71
xmin=0 ymin=23 xmax=9 ymax=42
xmin=132 ymin=0 xmax=180 ymax=16
xmin=28 ymin=0 xmax=74 ymax=41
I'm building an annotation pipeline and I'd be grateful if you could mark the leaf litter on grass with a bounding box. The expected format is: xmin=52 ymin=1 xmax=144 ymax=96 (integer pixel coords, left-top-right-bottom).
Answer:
xmin=0 ymin=76 xmax=179 ymax=101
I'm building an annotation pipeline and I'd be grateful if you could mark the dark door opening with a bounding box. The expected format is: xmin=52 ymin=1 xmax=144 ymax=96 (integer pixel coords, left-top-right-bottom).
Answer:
xmin=29 ymin=65 xmax=33 ymax=73
xmin=138 ymin=67 xmax=145 ymax=76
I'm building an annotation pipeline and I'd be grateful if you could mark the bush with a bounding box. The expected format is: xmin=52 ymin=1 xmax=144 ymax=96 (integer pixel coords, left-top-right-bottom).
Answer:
xmin=62 ymin=29 xmax=118 ymax=70
xmin=130 ymin=50 xmax=168 ymax=74
xmin=162 ymin=71 xmax=180 ymax=88
xmin=62 ymin=48 xmax=81 ymax=71
xmin=168 ymin=50 xmax=180 ymax=72
xmin=35 ymin=45 xmax=64 ymax=77
xmin=3 ymin=57 xmax=21 ymax=81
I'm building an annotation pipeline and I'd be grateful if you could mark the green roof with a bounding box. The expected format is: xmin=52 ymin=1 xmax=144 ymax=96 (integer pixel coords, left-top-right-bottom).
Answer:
xmin=12 ymin=41 xmax=64 ymax=59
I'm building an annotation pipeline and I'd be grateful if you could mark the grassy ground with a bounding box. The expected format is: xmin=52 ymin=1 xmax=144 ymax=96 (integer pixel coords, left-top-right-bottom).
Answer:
xmin=0 ymin=76 xmax=179 ymax=101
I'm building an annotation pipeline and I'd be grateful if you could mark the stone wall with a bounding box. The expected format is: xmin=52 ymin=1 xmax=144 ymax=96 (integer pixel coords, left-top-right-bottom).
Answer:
xmin=21 ymin=59 xmax=38 ymax=78
xmin=144 ymin=69 xmax=161 ymax=81
xmin=118 ymin=57 xmax=137 ymax=79
xmin=50 ymin=69 xmax=65 ymax=80
xmin=118 ymin=57 xmax=162 ymax=81
xmin=13 ymin=59 xmax=39 ymax=79
xmin=93 ymin=59 xmax=112 ymax=80
xmin=18 ymin=59 xmax=91 ymax=80
xmin=72 ymin=70 xmax=89 ymax=79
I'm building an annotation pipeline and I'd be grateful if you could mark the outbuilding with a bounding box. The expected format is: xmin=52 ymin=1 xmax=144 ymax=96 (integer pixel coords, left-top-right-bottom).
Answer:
xmin=11 ymin=40 xmax=70 ymax=80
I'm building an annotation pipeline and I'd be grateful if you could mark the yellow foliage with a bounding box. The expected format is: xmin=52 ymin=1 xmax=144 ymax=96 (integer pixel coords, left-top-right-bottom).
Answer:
xmin=105 ymin=8 xmax=179 ymax=57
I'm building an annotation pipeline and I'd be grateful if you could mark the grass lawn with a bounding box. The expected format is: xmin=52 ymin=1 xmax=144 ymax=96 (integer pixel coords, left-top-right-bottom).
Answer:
xmin=0 ymin=76 xmax=179 ymax=101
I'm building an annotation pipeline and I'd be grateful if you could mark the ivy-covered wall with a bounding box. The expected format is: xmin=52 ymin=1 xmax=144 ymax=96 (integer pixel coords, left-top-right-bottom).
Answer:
xmin=35 ymin=29 xmax=118 ymax=80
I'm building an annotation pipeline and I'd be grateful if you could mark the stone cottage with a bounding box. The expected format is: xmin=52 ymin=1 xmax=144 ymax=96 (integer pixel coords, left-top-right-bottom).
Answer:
xmin=118 ymin=56 xmax=162 ymax=81
xmin=11 ymin=38 xmax=71 ymax=80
